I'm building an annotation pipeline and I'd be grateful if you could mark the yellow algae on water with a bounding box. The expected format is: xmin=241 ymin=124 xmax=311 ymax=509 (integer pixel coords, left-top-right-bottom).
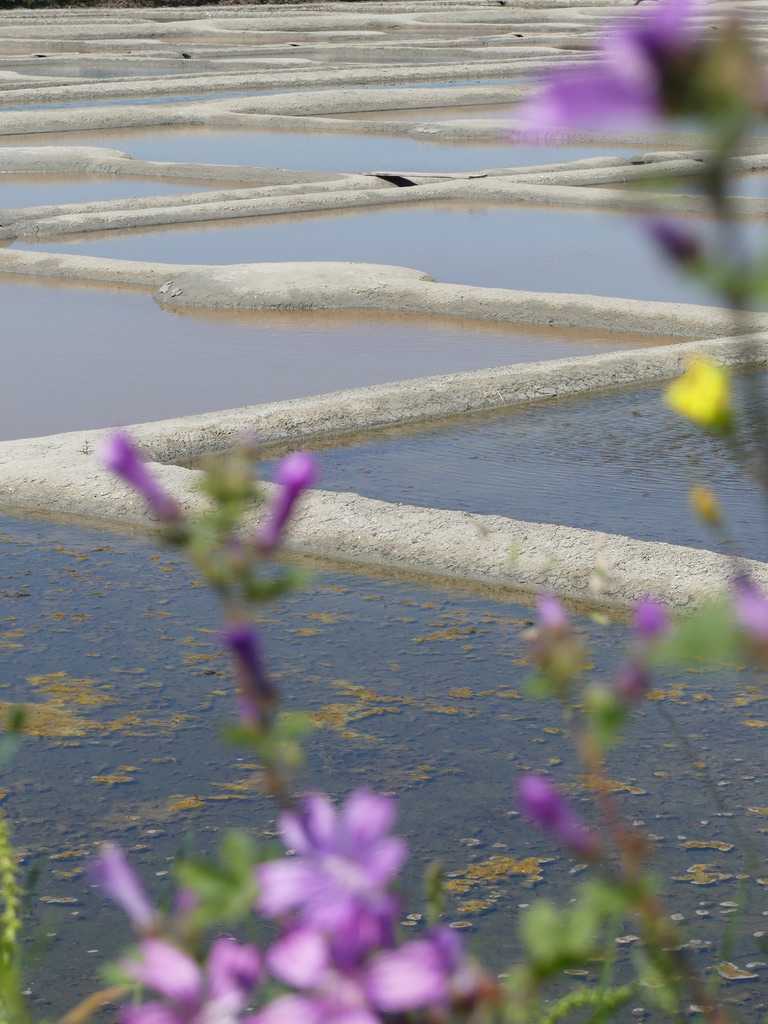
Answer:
xmin=683 ymin=841 xmax=734 ymax=852
xmin=211 ymin=779 xmax=258 ymax=793
xmin=29 ymin=672 xmax=113 ymax=708
xmin=743 ymin=719 xmax=768 ymax=728
xmin=450 ymin=688 xmax=474 ymax=699
xmin=464 ymin=856 xmax=553 ymax=883
xmin=646 ymin=682 xmax=687 ymax=704
xmin=412 ymin=626 xmax=476 ymax=644
xmin=458 ymin=900 xmax=492 ymax=915
xmin=444 ymin=879 xmax=471 ymax=894
xmin=673 ymin=864 xmax=733 ymax=885
xmin=748 ymin=807 xmax=768 ymax=816
xmin=166 ymin=795 xmax=206 ymax=814
xmin=581 ymin=777 xmax=646 ymax=796
xmin=0 ymin=702 xmax=95 ymax=738
xmin=717 ymin=963 xmax=758 ymax=981
xmin=92 ymin=774 xmax=136 ymax=785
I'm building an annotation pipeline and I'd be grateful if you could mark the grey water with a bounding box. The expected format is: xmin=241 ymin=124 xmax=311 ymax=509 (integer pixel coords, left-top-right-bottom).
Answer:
xmin=0 ymin=504 xmax=764 ymax=1020
xmin=0 ymin=126 xmax=641 ymax=174
xmin=261 ymin=373 xmax=768 ymax=561
xmin=17 ymin=203 xmax=748 ymax=308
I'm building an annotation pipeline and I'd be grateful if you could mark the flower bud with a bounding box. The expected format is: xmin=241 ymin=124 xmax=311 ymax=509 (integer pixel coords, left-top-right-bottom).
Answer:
xmin=258 ymin=452 xmax=317 ymax=552
xmin=99 ymin=431 xmax=180 ymax=523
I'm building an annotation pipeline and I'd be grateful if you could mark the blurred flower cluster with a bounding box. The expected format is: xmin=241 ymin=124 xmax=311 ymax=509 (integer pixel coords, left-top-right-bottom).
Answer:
xmin=93 ymin=791 xmax=486 ymax=1024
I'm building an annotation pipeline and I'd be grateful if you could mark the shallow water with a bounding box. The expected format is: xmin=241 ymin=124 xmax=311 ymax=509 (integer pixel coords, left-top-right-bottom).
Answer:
xmin=0 ymin=126 xmax=641 ymax=174
xmin=18 ymin=203 xmax=745 ymax=308
xmin=261 ymin=374 xmax=768 ymax=560
xmin=1 ymin=512 xmax=766 ymax=1020
xmin=0 ymin=279 xmax=671 ymax=441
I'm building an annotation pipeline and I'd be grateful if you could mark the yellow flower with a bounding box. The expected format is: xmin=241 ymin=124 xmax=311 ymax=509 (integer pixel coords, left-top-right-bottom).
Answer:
xmin=689 ymin=484 xmax=721 ymax=526
xmin=665 ymin=358 xmax=732 ymax=431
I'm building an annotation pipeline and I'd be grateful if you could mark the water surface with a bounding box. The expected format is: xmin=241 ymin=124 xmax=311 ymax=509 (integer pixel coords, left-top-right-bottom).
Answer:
xmin=0 ymin=126 xmax=642 ymax=174
xmin=17 ymin=204 xmax=752 ymax=307
xmin=1 ymin=512 xmax=765 ymax=1020
xmin=262 ymin=374 xmax=768 ymax=560
xmin=0 ymin=279 xmax=669 ymax=440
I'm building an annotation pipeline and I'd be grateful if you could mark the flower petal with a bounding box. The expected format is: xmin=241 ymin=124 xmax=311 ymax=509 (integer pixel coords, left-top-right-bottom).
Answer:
xmin=365 ymin=940 xmax=447 ymax=1011
xmin=207 ymin=937 xmax=261 ymax=1011
xmin=123 ymin=939 xmax=201 ymax=1008
xmin=122 ymin=1002 xmax=186 ymax=1024
xmin=342 ymin=791 xmax=397 ymax=849
xmin=267 ymin=928 xmax=328 ymax=989
xmin=257 ymin=859 xmax=321 ymax=917
xmin=248 ymin=994 xmax=324 ymax=1024
xmin=91 ymin=843 xmax=156 ymax=933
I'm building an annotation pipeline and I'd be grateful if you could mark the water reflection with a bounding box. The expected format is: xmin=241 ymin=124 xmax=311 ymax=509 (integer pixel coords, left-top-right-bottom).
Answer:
xmin=0 ymin=281 xmax=672 ymax=440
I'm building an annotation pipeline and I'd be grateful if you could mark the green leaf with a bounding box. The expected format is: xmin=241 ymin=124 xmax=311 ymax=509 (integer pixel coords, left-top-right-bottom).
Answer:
xmin=521 ymin=901 xmax=560 ymax=969
xmin=651 ymin=597 xmax=739 ymax=667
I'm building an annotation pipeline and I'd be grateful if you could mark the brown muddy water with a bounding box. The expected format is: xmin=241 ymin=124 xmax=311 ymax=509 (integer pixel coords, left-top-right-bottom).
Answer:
xmin=260 ymin=373 xmax=768 ymax=562
xmin=0 ymin=127 xmax=644 ymax=174
xmin=1 ymin=511 xmax=768 ymax=1022
xmin=0 ymin=279 xmax=676 ymax=440
xmin=18 ymin=203 xmax=752 ymax=307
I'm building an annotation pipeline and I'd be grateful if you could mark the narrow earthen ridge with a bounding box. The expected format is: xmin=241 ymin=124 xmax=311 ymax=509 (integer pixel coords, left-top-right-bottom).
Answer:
xmin=1 ymin=331 xmax=766 ymax=610
xmin=0 ymin=253 xmax=765 ymax=338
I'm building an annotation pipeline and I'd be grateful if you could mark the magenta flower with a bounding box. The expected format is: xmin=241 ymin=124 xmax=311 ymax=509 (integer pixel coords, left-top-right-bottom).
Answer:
xmin=733 ymin=576 xmax=768 ymax=644
xmin=633 ymin=597 xmax=670 ymax=640
xmin=91 ymin=843 xmax=158 ymax=934
xmin=99 ymin=431 xmax=180 ymax=523
xmin=221 ymin=621 xmax=276 ymax=726
xmin=256 ymin=790 xmax=406 ymax=940
xmin=536 ymin=593 xmax=569 ymax=634
xmin=614 ymin=659 xmax=649 ymax=703
xmin=647 ymin=218 xmax=702 ymax=265
xmin=252 ymin=925 xmax=450 ymax=1024
xmin=122 ymin=936 xmax=261 ymax=1024
xmin=516 ymin=0 xmax=700 ymax=131
xmin=517 ymin=775 xmax=600 ymax=859
xmin=258 ymin=453 xmax=317 ymax=552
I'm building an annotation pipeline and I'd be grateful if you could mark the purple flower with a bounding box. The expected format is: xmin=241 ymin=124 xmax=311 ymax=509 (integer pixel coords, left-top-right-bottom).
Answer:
xmin=258 ymin=453 xmax=317 ymax=553
xmin=99 ymin=431 xmax=179 ymax=523
xmin=647 ymin=218 xmax=702 ymax=265
xmin=516 ymin=0 xmax=700 ymax=131
xmin=517 ymin=775 xmax=600 ymax=859
xmin=91 ymin=843 xmax=158 ymax=934
xmin=252 ymin=925 xmax=450 ymax=1024
xmin=221 ymin=621 xmax=276 ymax=726
xmin=633 ymin=597 xmax=670 ymax=640
xmin=614 ymin=659 xmax=649 ymax=703
xmin=536 ymin=593 xmax=569 ymax=634
xmin=256 ymin=790 xmax=406 ymax=941
xmin=122 ymin=937 xmax=261 ymax=1024
xmin=733 ymin=576 xmax=768 ymax=644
